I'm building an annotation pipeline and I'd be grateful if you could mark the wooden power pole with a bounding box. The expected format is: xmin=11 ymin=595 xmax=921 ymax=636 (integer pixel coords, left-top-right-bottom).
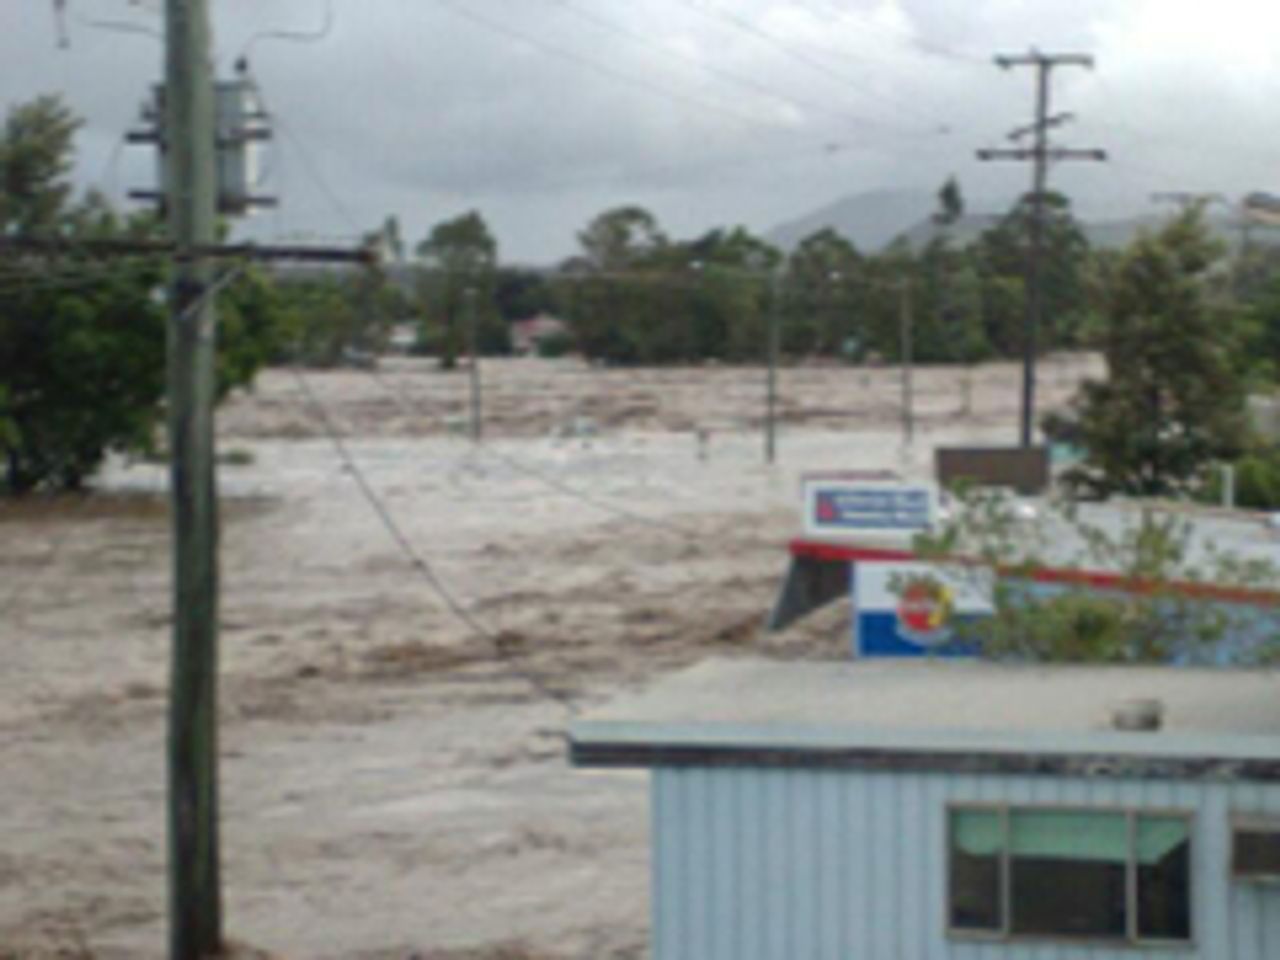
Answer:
xmin=899 ymin=278 xmax=914 ymax=446
xmin=977 ymin=49 xmax=1105 ymax=448
xmin=466 ymin=286 xmax=482 ymax=443
xmin=765 ymin=271 xmax=782 ymax=464
xmin=165 ymin=0 xmax=223 ymax=956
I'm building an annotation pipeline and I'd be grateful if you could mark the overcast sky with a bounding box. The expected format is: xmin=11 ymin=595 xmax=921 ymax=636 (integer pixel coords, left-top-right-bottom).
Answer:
xmin=5 ymin=0 xmax=1279 ymax=262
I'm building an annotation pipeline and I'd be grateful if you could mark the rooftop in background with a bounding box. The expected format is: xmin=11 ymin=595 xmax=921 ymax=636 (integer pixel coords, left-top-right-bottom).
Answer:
xmin=571 ymin=659 xmax=1280 ymax=779
xmin=795 ymin=492 xmax=1280 ymax=601
xmin=977 ymin=498 xmax=1280 ymax=573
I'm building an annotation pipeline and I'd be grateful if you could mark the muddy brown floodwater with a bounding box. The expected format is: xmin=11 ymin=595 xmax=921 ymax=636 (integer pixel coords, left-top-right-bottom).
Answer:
xmin=0 ymin=355 xmax=1098 ymax=958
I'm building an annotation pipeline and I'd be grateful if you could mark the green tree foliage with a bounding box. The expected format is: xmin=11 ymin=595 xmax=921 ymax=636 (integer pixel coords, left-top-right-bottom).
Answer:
xmin=218 ymin=267 xmax=289 ymax=386
xmin=264 ymin=274 xmax=356 ymax=367
xmin=911 ymin=236 xmax=988 ymax=364
xmin=0 ymin=96 xmax=282 ymax=493
xmin=415 ymin=211 xmax=503 ymax=367
xmin=558 ymin=208 xmax=781 ymax=365
xmin=560 ymin=206 xmax=668 ymax=363
xmin=494 ymin=267 xmax=554 ymax=323
xmin=0 ymin=97 xmax=167 ymax=492
xmin=934 ymin=174 xmax=964 ymax=227
xmin=914 ymin=490 xmax=1279 ymax=662
xmin=577 ymin=204 xmax=665 ymax=271
xmin=782 ymin=228 xmax=862 ymax=357
xmin=683 ymin=226 xmax=778 ymax=362
xmin=975 ymin=191 xmax=1092 ymax=353
xmin=1241 ymin=260 xmax=1280 ymax=384
xmin=1046 ymin=210 xmax=1250 ymax=498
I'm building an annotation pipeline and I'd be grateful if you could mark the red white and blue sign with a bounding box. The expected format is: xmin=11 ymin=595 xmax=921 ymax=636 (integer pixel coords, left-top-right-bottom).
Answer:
xmin=803 ymin=480 xmax=937 ymax=539
xmin=852 ymin=561 xmax=994 ymax=658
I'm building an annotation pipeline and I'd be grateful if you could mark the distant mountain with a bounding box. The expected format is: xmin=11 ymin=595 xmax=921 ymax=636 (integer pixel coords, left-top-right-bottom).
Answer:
xmin=766 ymin=188 xmax=942 ymax=253
xmin=769 ymin=190 xmax=1279 ymax=255
xmin=893 ymin=213 xmax=1003 ymax=252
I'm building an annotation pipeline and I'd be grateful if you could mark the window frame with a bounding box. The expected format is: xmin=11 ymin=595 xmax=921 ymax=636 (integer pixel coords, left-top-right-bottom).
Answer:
xmin=946 ymin=802 xmax=1195 ymax=949
xmin=1230 ymin=814 xmax=1280 ymax=884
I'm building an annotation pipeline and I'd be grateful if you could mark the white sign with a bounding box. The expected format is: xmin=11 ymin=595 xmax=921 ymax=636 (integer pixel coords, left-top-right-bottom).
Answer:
xmin=802 ymin=479 xmax=938 ymax=540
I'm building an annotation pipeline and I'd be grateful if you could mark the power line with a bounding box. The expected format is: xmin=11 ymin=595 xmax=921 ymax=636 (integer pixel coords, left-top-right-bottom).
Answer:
xmin=288 ymin=364 xmax=580 ymax=711
xmin=675 ymin=0 xmax=945 ymax=135
xmin=430 ymin=0 xmax=784 ymax=132
xmin=365 ymin=365 xmax=696 ymax=536
xmin=270 ymin=115 xmax=365 ymax=238
xmin=784 ymin=0 xmax=987 ymax=67
xmin=550 ymin=0 xmax=917 ymax=135
xmin=239 ymin=0 xmax=334 ymax=60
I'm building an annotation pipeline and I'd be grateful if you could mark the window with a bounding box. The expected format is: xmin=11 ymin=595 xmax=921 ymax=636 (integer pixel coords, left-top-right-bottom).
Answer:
xmin=948 ymin=805 xmax=1192 ymax=945
xmin=1232 ymin=816 xmax=1280 ymax=882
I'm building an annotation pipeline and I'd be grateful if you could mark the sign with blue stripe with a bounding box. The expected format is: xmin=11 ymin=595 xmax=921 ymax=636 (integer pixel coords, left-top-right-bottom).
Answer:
xmin=852 ymin=561 xmax=994 ymax=658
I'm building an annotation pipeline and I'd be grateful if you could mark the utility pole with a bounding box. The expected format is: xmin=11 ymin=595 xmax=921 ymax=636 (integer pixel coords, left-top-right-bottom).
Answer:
xmin=977 ymin=49 xmax=1105 ymax=448
xmin=465 ymin=286 xmax=482 ymax=443
xmin=765 ymin=271 xmax=782 ymax=464
xmin=165 ymin=0 xmax=222 ymax=957
xmin=900 ymin=278 xmax=914 ymax=446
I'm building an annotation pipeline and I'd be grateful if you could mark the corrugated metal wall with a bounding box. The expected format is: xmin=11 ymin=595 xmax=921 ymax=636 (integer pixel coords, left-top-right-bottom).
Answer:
xmin=652 ymin=767 xmax=1280 ymax=959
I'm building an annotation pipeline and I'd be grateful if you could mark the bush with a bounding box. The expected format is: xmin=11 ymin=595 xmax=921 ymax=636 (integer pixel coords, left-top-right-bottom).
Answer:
xmin=536 ymin=330 xmax=575 ymax=359
xmin=1198 ymin=448 xmax=1280 ymax=510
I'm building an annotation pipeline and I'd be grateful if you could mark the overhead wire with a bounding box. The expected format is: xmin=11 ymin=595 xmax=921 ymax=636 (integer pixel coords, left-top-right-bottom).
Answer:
xmin=490 ymin=138 xmax=861 ymax=196
xmin=366 ymin=364 xmax=698 ymax=537
xmin=785 ymin=0 xmax=987 ymax=67
xmin=675 ymin=0 xmax=949 ymax=134
xmin=270 ymin=117 xmax=365 ymax=237
xmin=239 ymin=0 xmax=334 ymax=61
xmin=288 ymin=363 xmax=580 ymax=712
xmin=70 ymin=0 xmax=163 ymax=42
xmin=429 ymin=0 xmax=789 ymax=132
xmin=548 ymin=0 xmax=915 ymax=136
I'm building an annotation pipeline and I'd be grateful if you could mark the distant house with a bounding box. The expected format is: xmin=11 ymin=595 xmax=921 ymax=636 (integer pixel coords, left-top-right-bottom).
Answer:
xmin=511 ymin=313 xmax=569 ymax=356
xmin=387 ymin=322 xmax=418 ymax=355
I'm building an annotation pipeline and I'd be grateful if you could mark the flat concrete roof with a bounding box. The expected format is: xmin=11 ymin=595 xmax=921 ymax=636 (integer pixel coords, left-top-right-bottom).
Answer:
xmin=571 ymin=659 xmax=1280 ymax=781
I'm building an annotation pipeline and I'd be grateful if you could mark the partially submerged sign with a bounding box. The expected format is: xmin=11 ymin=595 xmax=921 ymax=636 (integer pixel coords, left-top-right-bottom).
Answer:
xmin=802 ymin=477 xmax=937 ymax=540
xmin=852 ymin=561 xmax=994 ymax=657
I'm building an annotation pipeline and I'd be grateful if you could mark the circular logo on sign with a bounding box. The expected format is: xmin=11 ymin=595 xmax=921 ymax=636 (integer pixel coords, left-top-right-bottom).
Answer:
xmin=896 ymin=577 xmax=955 ymax=646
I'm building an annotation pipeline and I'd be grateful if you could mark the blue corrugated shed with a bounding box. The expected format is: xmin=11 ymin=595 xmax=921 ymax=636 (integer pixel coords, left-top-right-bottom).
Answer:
xmin=573 ymin=660 xmax=1280 ymax=959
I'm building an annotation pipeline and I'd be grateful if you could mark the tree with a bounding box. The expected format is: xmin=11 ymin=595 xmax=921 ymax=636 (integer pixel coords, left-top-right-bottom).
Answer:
xmin=933 ymin=175 xmax=964 ymax=228
xmin=975 ymin=191 xmax=1092 ymax=353
xmin=415 ymin=211 xmax=501 ymax=368
xmin=494 ymin=267 xmax=554 ymax=323
xmin=913 ymin=490 xmax=1280 ymax=663
xmin=1046 ymin=210 xmax=1250 ymax=498
xmin=783 ymin=228 xmax=862 ymax=357
xmin=0 ymin=97 xmax=167 ymax=492
xmin=576 ymin=204 xmax=665 ymax=271
xmin=0 ymin=96 xmax=279 ymax=493
xmin=560 ymin=206 xmax=669 ymax=364
xmin=1241 ymin=263 xmax=1280 ymax=385
xmin=682 ymin=226 xmax=778 ymax=362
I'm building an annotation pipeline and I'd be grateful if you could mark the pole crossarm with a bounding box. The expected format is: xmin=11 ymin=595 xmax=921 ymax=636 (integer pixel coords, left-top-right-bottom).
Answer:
xmin=0 ymin=236 xmax=375 ymax=265
xmin=995 ymin=51 xmax=1094 ymax=69
xmin=977 ymin=147 xmax=1107 ymax=162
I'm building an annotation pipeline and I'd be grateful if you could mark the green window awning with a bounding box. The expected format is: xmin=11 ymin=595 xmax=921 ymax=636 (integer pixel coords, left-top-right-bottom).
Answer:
xmin=952 ymin=810 xmax=1189 ymax=865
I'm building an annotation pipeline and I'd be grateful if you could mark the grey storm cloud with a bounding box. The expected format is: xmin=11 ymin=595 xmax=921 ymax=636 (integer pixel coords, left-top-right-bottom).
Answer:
xmin=3 ymin=0 xmax=1279 ymax=261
